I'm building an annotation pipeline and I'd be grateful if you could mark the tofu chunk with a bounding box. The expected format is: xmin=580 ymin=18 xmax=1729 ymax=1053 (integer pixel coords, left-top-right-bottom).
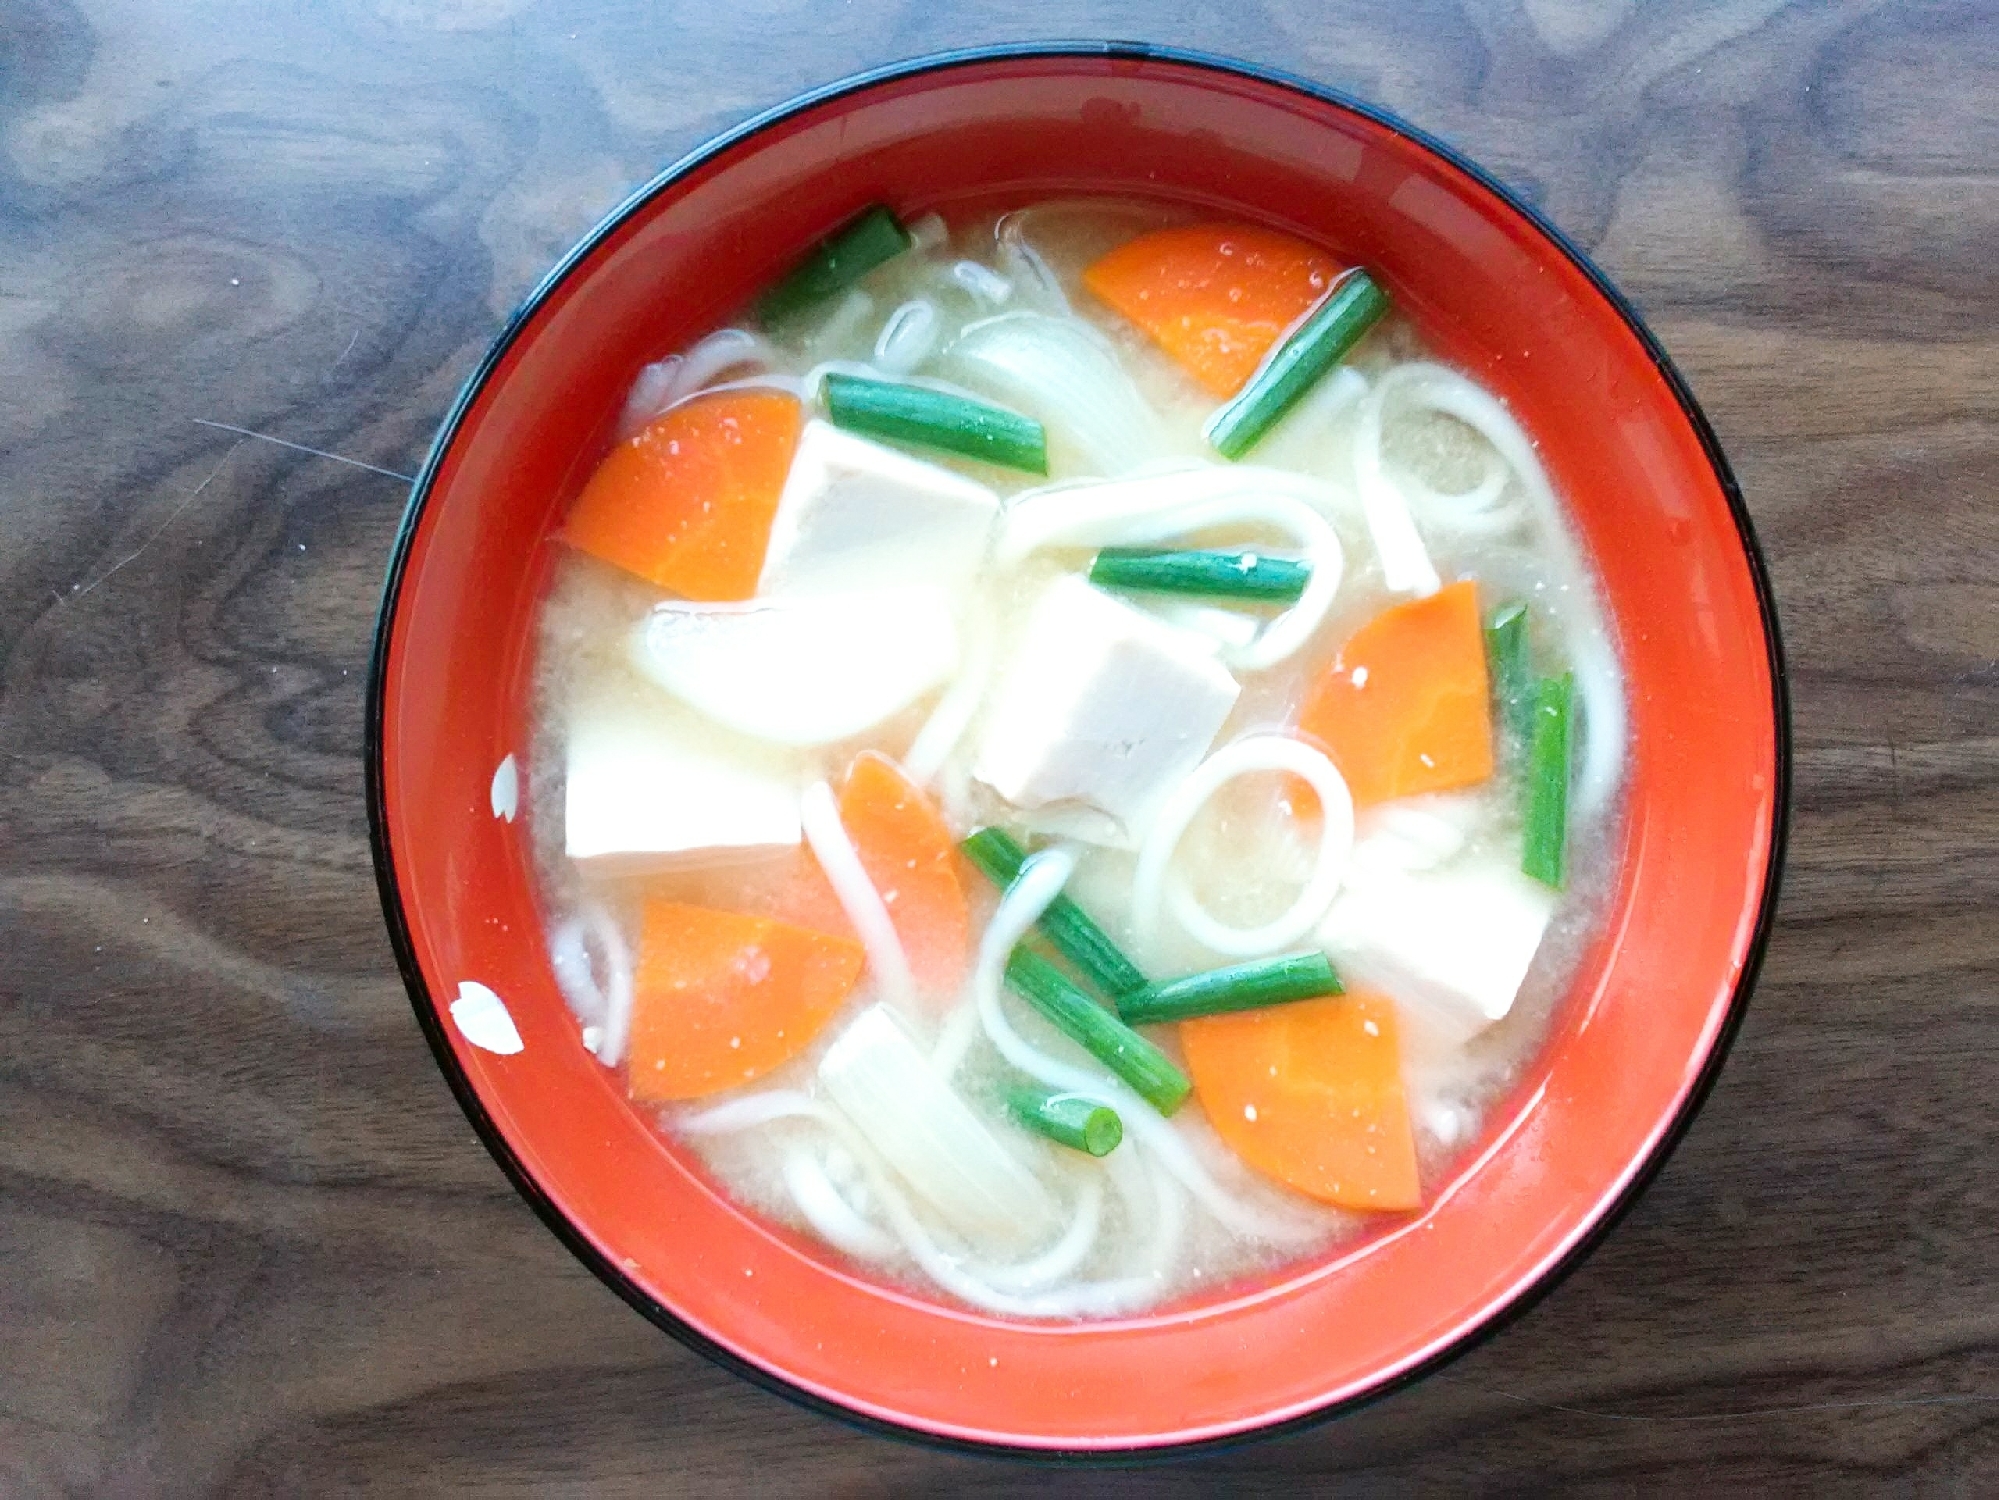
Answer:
xmin=972 ymin=577 xmax=1241 ymax=844
xmin=1318 ymin=856 xmax=1556 ymax=1045
xmin=758 ymin=420 xmax=1000 ymax=597
xmin=563 ymin=690 xmax=801 ymax=873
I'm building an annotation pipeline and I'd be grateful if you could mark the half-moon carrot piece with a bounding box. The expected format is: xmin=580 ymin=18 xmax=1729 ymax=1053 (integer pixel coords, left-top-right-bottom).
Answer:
xmin=774 ymin=752 xmax=971 ymax=1000
xmin=564 ymin=388 xmax=803 ymax=601
xmin=625 ymin=900 xmax=862 ymax=1101
xmin=1083 ymin=224 xmax=1343 ymax=398
xmin=1180 ymin=989 xmax=1421 ymax=1210
xmin=1296 ymin=580 xmax=1494 ymax=806
xmin=835 ymin=752 xmax=971 ymax=994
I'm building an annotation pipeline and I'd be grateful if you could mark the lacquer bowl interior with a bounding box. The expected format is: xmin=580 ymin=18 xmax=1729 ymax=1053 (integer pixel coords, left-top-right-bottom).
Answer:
xmin=368 ymin=44 xmax=1784 ymax=1454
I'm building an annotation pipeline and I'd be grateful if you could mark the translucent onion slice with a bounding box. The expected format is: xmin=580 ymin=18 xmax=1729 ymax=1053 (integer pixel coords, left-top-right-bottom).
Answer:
xmin=946 ymin=312 xmax=1165 ymax=478
xmin=818 ymin=1003 xmax=1059 ymax=1251
xmin=799 ymin=780 xmax=917 ymax=1015
xmin=631 ymin=587 xmax=960 ymax=747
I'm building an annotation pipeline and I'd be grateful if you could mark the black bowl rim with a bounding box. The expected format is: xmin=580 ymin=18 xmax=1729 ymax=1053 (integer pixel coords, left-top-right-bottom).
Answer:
xmin=365 ymin=39 xmax=1790 ymax=1464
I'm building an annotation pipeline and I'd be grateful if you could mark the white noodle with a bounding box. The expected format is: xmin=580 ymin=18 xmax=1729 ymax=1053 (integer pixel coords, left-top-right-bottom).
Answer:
xmin=1248 ymin=365 xmax=1369 ymax=473
xmin=1146 ymin=600 xmax=1261 ymax=651
xmin=945 ymin=313 xmax=1165 ymax=477
xmin=661 ymin=328 xmax=773 ymax=407
xmin=994 ymin=213 xmax=1070 ymax=313
xmin=1133 ymin=736 xmax=1356 ymax=959
xmin=974 ymin=849 xmax=1328 ymax=1247
xmin=680 ymin=1088 xmax=821 ymax=1136
xmin=682 ymin=1080 xmax=1147 ymax=1317
xmin=903 ymin=602 xmax=995 ymax=787
xmin=566 ymin=241 xmax=1631 ymax=1315
xmin=998 ymin=476 xmax=1345 ymax=671
xmin=1371 ymin=364 xmax=1626 ymax=817
xmin=1104 ymin=1133 xmax=1188 ymax=1282
xmin=801 ymin=289 xmax=876 ymax=362
xmin=782 ymin=1146 xmax=898 ymax=1261
xmin=873 ymin=299 xmax=939 ymax=375
xmin=1375 ymin=365 xmax=1525 ymax=537
xmin=799 ymin=782 xmax=917 ymax=1014
xmin=1406 ymin=446 xmax=1513 ymax=535
xmin=929 ymin=999 xmax=982 ymax=1080
xmin=548 ymin=906 xmax=634 ymax=1067
xmin=978 ymin=1175 xmax=1104 ymax=1293
xmin=548 ymin=914 xmax=606 ymax=1026
xmin=679 ymin=372 xmax=806 ymax=402
xmin=1354 ymin=378 xmax=1443 ymax=596
xmin=614 ymin=357 xmax=682 ymax=441
xmin=951 ymin=259 xmax=1013 ymax=306
xmin=998 ymin=465 xmax=1351 ymax=562
xmin=870 ymin=1168 xmax=1152 ymax=1319
xmin=799 ymin=357 xmax=880 ymax=403
xmin=1140 ymin=1146 xmax=1189 ymax=1277
xmin=614 ymin=330 xmax=781 ymax=439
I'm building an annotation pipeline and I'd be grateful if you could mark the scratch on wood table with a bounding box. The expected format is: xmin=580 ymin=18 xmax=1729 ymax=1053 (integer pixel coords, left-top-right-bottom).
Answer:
xmin=190 ymin=419 xmax=415 ymax=483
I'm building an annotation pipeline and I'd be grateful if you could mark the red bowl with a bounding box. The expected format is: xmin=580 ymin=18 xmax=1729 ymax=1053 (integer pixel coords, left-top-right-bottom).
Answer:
xmin=367 ymin=44 xmax=1785 ymax=1455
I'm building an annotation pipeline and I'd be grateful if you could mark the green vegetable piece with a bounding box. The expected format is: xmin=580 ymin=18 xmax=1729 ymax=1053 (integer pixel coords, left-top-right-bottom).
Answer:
xmin=1118 ymin=951 xmax=1344 ymax=1027
xmin=1205 ymin=269 xmax=1390 ymax=460
xmin=1089 ymin=547 xmax=1311 ymax=604
xmin=824 ymin=373 xmax=1047 ymax=474
xmin=756 ymin=204 xmax=912 ymax=326
xmin=1003 ymin=948 xmax=1191 ymax=1116
xmin=1485 ymin=601 xmax=1536 ymax=754
xmin=1005 ymin=1084 xmax=1123 ymax=1157
xmin=961 ymin=828 xmax=1149 ymax=999
xmin=1522 ymin=671 xmax=1575 ymax=889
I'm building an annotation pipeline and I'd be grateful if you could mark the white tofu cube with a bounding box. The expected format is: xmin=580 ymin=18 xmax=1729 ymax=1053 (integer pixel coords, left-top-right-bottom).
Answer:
xmin=563 ymin=690 xmax=801 ymax=873
xmin=1318 ymin=856 xmax=1557 ymax=1045
xmin=972 ymin=577 xmax=1241 ymax=844
xmin=758 ymin=420 xmax=1000 ymax=597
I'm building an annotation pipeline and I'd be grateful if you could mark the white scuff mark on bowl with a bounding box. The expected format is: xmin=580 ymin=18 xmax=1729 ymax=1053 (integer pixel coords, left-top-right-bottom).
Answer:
xmin=451 ymin=981 xmax=523 ymax=1055
xmin=490 ymin=754 xmax=519 ymax=821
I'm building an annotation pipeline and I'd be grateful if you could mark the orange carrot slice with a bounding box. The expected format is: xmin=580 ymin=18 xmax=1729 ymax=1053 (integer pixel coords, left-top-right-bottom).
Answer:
xmin=774 ymin=753 xmax=971 ymax=999
xmin=625 ymin=900 xmax=862 ymax=1101
xmin=1181 ymin=990 xmax=1420 ymax=1210
xmin=1296 ymin=580 xmax=1494 ymax=806
xmin=564 ymin=389 xmax=802 ymax=600
xmin=836 ymin=753 xmax=972 ymax=993
xmin=1083 ymin=224 xmax=1342 ymax=398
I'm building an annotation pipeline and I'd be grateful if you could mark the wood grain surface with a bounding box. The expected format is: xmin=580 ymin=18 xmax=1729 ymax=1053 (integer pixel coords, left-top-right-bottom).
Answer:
xmin=2 ymin=0 xmax=1995 ymax=1492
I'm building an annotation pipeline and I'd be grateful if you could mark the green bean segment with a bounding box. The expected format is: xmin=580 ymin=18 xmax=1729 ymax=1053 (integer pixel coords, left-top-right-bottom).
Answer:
xmin=1205 ymin=269 xmax=1390 ymax=460
xmin=757 ymin=204 xmax=912 ymax=325
xmin=1089 ymin=547 xmax=1310 ymax=604
xmin=1003 ymin=949 xmax=1191 ymax=1115
xmin=1118 ymin=952 xmax=1344 ymax=1026
xmin=960 ymin=828 xmax=1149 ymax=999
xmin=824 ymin=373 xmax=1047 ymax=473
xmin=1522 ymin=671 xmax=1575 ymax=888
xmin=1006 ymin=1084 xmax=1123 ymax=1157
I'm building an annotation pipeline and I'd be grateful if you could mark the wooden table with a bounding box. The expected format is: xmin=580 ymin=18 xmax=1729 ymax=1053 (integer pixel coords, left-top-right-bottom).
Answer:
xmin=4 ymin=2 xmax=1994 ymax=1491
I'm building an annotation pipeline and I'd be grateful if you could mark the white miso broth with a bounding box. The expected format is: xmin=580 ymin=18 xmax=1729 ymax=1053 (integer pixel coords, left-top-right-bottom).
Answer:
xmin=525 ymin=200 xmax=1626 ymax=1318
